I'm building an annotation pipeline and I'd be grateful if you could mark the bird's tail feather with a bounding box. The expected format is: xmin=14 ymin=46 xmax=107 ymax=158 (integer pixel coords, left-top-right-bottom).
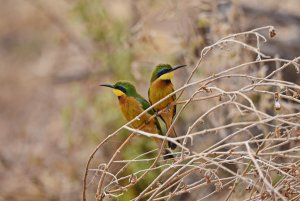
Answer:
xmin=163 ymin=148 xmax=174 ymax=160
xmin=167 ymin=127 xmax=180 ymax=150
xmin=153 ymin=138 xmax=174 ymax=159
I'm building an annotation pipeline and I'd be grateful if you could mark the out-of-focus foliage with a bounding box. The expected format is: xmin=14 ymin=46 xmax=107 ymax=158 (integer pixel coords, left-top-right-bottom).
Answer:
xmin=75 ymin=0 xmax=133 ymax=79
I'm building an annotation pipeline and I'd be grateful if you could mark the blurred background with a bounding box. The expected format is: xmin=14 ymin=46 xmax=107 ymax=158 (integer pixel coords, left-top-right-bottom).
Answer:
xmin=1 ymin=0 xmax=300 ymax=200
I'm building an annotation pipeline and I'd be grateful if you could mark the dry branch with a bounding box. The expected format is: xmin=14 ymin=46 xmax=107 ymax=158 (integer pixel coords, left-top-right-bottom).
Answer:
xmin=83 ymin=26 xmax=300 ymax=201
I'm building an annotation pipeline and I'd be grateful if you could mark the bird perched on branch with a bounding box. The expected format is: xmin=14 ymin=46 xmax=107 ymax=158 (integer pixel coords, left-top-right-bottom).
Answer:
xmin=148 ymin=64 xmax=186 ymax=149
xmin=100 ymin=81 xmax=173 ymax=159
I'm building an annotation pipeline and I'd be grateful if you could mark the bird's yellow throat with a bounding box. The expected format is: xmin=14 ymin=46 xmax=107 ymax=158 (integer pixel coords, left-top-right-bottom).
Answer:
xmin=159 ymin=71 xmax=174 ymax=80
xmin=113 ymin=89 xmax=125 ymax=96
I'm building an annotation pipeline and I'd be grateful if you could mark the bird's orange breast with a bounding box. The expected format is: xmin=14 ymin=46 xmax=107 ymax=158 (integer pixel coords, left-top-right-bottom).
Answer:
xmin=149 ymin=79 xmax=175 ymax=111
xmin=118 ymin=96 xmax=157 ymax=133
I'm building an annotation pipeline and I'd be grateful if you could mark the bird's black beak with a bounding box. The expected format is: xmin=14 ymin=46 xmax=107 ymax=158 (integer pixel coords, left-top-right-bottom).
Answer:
xmin=99 ymin=84 xmax=115 ymax=89
xmin=171 ymin=64 xmax=187 ymax=72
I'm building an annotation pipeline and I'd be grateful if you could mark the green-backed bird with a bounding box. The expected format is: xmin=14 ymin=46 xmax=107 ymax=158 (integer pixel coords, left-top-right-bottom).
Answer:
xmin=148 ymin=64 xmax=186 ymax=149
xmin=100 ymin=81 xmax=173 ymax=159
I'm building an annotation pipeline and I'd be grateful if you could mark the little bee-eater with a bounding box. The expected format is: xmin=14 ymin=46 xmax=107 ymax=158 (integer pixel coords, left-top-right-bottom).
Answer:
xmin=100 ymin=81 xmax=173 ymax=159
xmin=148 ymin=64 xmax=186 ymax=149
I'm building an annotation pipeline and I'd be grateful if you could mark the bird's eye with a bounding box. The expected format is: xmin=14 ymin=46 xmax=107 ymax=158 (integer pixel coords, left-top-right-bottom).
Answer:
xmin=157 ymin=68 xmax=170 ymax=78
xmin=115 ymin=85 xmax=127 ymax=93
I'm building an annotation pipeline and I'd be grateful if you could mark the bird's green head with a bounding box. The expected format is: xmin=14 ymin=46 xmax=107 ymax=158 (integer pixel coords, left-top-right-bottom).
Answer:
xmin=99 ymin=81 xmax=138 ymax=97
xmin=150 ymin=64 xmax=186 ymax=82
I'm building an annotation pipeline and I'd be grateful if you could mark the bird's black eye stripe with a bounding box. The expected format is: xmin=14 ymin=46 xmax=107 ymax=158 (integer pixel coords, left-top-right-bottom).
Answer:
xmin=115 ymin=85 xmax=127 ymax=93
xmin=157 ymin=68 xmax=171 ymax=78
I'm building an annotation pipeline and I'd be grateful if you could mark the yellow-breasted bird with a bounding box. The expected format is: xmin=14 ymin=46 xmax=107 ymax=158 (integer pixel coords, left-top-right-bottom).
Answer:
xmin=100 ymin=81 xmax=173 ymax=159
xmin=148 ymin=64 xmax=186 ymax=149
